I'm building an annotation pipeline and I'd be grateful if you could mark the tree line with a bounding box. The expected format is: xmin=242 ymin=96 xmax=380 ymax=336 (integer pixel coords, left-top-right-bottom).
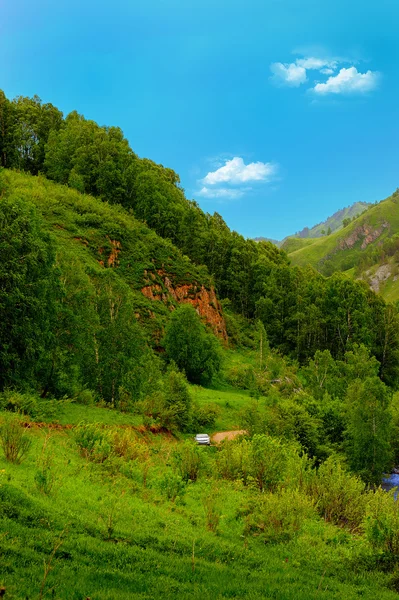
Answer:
xmin=1 ymin=90 xmax=399 ymax=387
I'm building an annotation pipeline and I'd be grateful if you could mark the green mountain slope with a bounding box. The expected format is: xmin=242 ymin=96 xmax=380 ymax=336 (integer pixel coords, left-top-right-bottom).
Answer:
xmin=287 ymin=189 xmax=399 ymax=299
xmin=295 ymin=201 xmax=371 ymax=239
xmin=2 ymin=169 xmax=226 ymax=342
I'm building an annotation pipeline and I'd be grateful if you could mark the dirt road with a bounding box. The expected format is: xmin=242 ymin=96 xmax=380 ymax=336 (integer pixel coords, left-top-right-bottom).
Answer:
xmin=211 ymin=430 xmax=247 ymax=444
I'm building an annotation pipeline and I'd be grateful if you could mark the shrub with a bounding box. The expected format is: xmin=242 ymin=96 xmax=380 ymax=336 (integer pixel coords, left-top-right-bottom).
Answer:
xmin=203 ymin=489 xmax=221 ymax=533
xmin=0 ymin=391 xmax=58 ymax=422
xmin=226 ymin=364 xmax=257 ymax=390
xmin=163 ymin=367 xmax=192 ymax=431
xmin=74 ymin=389 xmax=96 ymax=406
xmin=192 ymin=402 xmax=220 ymax=430
xmin=244 ymin=488 xmax=317 ymax=543
xmin=217 ymin=438 xmax=252 ymax=484
xmin=163 ymin=305 xmax=221 ymax=384
xmin=0 ymin=416 xmax=31 ymax=464
xmin=306 ymin=456 xmax=366 ymax=531
xmin=159 ymin=472 xmax=186 ymax=502
xmin=173 ymin=441 xmax=203 ymax=482
xmin=364 ymin=488 xmax=399 ymax=558
xmin=250 ymin=434 xmax=288 ymax=492
xmin=217 ymin=434 xmax=289 ymax=492
xmin=74 ymin=423 xmax=112 ymax=463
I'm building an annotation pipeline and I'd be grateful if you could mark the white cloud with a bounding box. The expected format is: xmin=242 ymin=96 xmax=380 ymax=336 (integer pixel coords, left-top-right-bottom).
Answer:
xmin=296 ymin=57 xmax=337 ymax=70
xmin=203 ymin=157 xmax=277 ymax=185
xmin=198 ymin=186 xmax=246 ymax=199
xmin=270 ymin=62 xmax=307 ymax=87
xmin=313 ymin=67 xmax=379 ymax=94
xmin=320 ymin=68 xmax=334 ymax=75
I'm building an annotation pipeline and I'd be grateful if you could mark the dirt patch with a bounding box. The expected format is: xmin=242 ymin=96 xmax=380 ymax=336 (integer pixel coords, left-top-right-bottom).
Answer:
xmin=211 ymin=430 xmax=247 ymax=444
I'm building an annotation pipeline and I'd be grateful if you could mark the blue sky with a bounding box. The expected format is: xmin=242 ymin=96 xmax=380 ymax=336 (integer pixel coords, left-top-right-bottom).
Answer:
xmin=1 ymin=0 xmax=398 ymax=239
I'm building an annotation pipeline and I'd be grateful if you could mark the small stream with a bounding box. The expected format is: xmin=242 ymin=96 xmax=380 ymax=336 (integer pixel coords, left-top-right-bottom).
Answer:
xmin=382 ymin=473 xmax=399 ymax=497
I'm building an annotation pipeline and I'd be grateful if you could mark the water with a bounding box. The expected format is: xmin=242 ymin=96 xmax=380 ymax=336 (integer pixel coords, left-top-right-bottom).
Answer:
xmin=382 ymin=473 xmax=399 ymax=498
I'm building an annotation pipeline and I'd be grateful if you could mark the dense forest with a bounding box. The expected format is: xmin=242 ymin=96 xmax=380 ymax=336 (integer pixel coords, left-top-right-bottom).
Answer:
xmin=2 ymin=90 xmax=399 ymax=599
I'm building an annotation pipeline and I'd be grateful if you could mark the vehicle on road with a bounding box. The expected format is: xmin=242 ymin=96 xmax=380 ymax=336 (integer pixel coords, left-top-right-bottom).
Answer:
xmin=194 ymin=433 xmax=211 ymax=445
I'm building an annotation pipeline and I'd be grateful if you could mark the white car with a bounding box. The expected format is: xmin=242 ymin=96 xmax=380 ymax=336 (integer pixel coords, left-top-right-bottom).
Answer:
xmin=195 ymin=433 xmax=211 ymax=446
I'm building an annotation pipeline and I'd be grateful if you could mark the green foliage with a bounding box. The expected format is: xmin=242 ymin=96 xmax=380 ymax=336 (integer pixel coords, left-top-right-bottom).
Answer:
xmin=0 ymin=194 xmax=58 ymax=390
xmin=0 ymin=391 xmax=58 ymax=422
xmin=306 ymin=456 xmax=366 ymax=531
xmin=345 ymin=377 xmax=393 ymax=484
xmin=244 ymin=488 xmax=317 ymax=543
xmin=158 ymin=472 xmax=186 ymax=502
xmin=173 ymin=440 xmax=203 ymax=482
xmin=163 ymin=305 xmax=222 ymax=384
xmin=364 ymin=488 xmax=399 ymax=559
xmin=0 ymin=415 xmax=31 ymax=464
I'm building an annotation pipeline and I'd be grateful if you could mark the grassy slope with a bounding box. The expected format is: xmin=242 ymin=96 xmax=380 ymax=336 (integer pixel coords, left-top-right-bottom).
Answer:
xmin=281 ymin=237 xmax=318 ymax=254
xmin=1 ymin=405 xmax=398 ymax=600
xmin=304 ymin=201 xmax=370 ymax=238
xmin=3 ymin=169 xmax=212 ymax=340
xmin=287 ymin=194 xmax=399 ymax=298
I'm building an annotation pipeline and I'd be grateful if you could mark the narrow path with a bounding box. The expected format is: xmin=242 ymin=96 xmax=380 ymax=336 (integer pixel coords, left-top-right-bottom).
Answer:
xmin=211 ymin=430 xmax=247 ymax=444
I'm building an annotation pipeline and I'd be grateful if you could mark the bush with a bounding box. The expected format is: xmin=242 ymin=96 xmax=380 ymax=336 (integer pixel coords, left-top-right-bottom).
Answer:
xmin=244 ymin=488 xmax=317 ymax=543
xmin=74 ymin=423 xmax=148 ymax=465
xmin=217 ymin=438 xmax=252 ymax=484
xmin=226 ymin=365 xmax=257 ymax=390
xmin=173 ymin=440 xmax=203 ymax=482
xmin=203 ymin=488 xmax=221 ymax=533
xmin=191 ymin=402 xmax=220 ymax=430
xmin=217 ymin=434 xmax=289 ymax=492
xmin=306 ymin=456 xmax=366 ymax=531
xmin=0 ymin=416 xmax=32 ymax=464
xmin=163 ymin=305 xmax=221 ymax=384
xmin=0 ymin=391 xmax=58 ymax=422
xmin=158 ymin=472 xmax=186 ymax=502
xmin=74 ymin=423 xmax=112 ymax=463
xmin=364 ymin=488 xmax=399 ymax=558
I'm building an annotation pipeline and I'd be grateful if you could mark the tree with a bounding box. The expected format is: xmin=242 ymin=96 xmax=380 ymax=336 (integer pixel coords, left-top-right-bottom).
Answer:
xmin=163 ymin=366 xmax=192 ymax=431
xmin=163 ymin=305 xmax=221 ymax=384
xmin=342 ymin=218 xmax=351 ymax=228
xmin=345 ymin=376 xmax=392 ymax=484
xmin=0 ymin=182 xmax=58 ymax=390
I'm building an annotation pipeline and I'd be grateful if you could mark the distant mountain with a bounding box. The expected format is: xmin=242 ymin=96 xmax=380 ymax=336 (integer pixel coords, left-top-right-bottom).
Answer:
xmin=254 ymin=201 xmax=372 ymax=248
xmin=285 ymin=189 xmax=399 ymax=301
xmin=294 ymin=201 xmax=372 ymax=239
xmin=253 ymin=236 xmax=281 ymax=246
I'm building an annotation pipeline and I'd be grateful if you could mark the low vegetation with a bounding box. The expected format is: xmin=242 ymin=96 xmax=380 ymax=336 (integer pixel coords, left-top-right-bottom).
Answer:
xmin=1 ymin=89 xmax=399 ymax=598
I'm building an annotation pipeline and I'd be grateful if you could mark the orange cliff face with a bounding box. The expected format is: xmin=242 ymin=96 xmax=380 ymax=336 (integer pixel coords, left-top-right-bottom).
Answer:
xmin=141 ymin=271 xmax=228 ymax=342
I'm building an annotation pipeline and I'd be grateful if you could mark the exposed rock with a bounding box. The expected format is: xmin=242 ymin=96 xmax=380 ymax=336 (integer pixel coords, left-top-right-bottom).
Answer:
xmin=107 ymin=238 xmax=121 ymax=267
xmin=368 ymin=264 xmax=392 ymax=293
xmin=338 ymin=222 xmax=389 ymax=251
xmin=141 ymin=271 xmax=227 ymax=341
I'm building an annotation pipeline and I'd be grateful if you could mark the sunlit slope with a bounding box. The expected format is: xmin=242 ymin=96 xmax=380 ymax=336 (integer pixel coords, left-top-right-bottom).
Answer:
xmin=2 ymin=170 xmax=223 ymax=341
xmin=287 ymin=190 xmax=399 ymax=299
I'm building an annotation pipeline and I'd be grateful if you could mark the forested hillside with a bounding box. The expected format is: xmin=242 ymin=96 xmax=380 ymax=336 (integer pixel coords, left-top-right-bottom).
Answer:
xmin=286 ymin=190 xmax=399 ymax=300
xmin=3 ymin=90 xmax=399 ymax=599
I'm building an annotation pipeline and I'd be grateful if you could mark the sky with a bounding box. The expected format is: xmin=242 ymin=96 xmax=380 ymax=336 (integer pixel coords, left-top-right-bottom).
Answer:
xmin=1 ymin=0 xmax=398 ymax=239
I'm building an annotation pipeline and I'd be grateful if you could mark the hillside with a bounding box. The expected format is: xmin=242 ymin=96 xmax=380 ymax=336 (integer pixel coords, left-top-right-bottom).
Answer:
xmin=287 ymin=189 xmax=399 ymax=299
xmin=2 ymin=169 xmax=227 ymax=343
xmin=3 ymin=91 xmax=399 ymax=599
xmin=294 ymin=201 xmax=371 ymax=239
xmin=255 ymin=201 xmax=371 ymax=247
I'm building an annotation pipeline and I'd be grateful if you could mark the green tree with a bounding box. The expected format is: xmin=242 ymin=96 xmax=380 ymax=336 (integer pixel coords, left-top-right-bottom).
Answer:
xmin=0 ymin=182 xmax=58 ymax=390
xmin=163 ymin=305 xmax=221 ymax=384
xmin=345 ymin=376 xmax=392 ymax=484
xmin=163 ymin=366 xmax=192 ymax=431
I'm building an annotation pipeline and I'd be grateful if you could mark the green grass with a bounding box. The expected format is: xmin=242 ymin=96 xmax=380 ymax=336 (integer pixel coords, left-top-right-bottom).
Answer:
xmin=54 ymin=401 xmax=143 ymax=427
xmin=191 ymin=385 xmax=251 ymax=432
xmin=1 ymin=407 xmax=399 ymax=599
